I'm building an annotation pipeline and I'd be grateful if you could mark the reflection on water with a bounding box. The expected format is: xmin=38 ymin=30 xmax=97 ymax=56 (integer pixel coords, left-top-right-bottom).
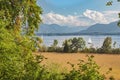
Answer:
xmin=40 ymin=35 xmax=120 ymax=48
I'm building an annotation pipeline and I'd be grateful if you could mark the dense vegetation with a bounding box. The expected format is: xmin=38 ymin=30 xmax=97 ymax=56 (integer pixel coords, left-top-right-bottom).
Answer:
xmin=0 ymin=0 xmax=44 ymax=79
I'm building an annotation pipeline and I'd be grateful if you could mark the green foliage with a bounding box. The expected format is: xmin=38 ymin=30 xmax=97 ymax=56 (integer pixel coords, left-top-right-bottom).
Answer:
xmin=47 ymin=39 xmax=63 ymax=52
xmin=0 ymin=0 xmax=42 ymax=36
xmin=0 ymin=28 xmax=22 ymax=80
xmin=106 ymin=1 xmax=113 ymax=6
xmin=47 ymin=46 xmax=63 ymax=52
xmin=82 ymin=48 xmax=97 ymax=53
xmin=101 ymin=37 xmax=112 ymax=53
xmin=53 ymin=39 xmax=58 ymax=47
xmin=112 ymin=48 xmax=120 ymax=54
xmin=40 ymin=36 xmax=120 ymax=54
xmin=117 ymin=20 xmax=120 ymax=26
xmin=113 ymin=41 xmax=116 ymax=48
xmin=31 ymin=55 xmax=112 ymax=80
xmin=0 ymin=27 xmax=46 ymax=80
xmin=0 ymin=0 xmax=45 ymax=80
xmin=63 ymin=40 xmax=70 ymax=53
xmin=42 ymin=63 xmax=66 ymax=80
xmin=64 ymin=55 xmax=106 ymax=80
xmin=63 ymin=37 xmax=86 ymax=53
xmin=52 ymin=39 xmax=59 ymax=51
xmin=0 ymin=0 xmax=43 ymax=51
xmin=0 ymin=31 xmax=113 ymax=80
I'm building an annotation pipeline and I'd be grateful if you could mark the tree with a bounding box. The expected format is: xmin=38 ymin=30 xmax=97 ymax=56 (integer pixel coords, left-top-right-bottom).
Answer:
xmin=70 ymin=37 xmax=86 ymax=52
xmin=53 ymin=39 xmax=58 ymax=47
xmin=0 ymin=0 xmax=43 ymax=52
xmin=0 ymin=0 xmax=42 ymax=36
xmin=102 ymin=37 xmax=112 ymax=53
xmin=63 ymin=37 xmax=86 ymax=53
xmin=48 ymin=39 xmax=59 ymax=52
xmin=0 ymin=0 xmax=44 ymax=79
xmin=63 ymin=40 xmax=70 ymax=53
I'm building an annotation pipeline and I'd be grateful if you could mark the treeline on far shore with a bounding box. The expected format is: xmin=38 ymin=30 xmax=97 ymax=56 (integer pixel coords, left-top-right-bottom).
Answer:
xmin=38 ymin=37 xmax=120 ymax=54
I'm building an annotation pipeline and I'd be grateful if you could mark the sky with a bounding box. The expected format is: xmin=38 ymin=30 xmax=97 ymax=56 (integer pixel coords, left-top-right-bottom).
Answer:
xmin=38 ymin=0 xmax=120 ymax=27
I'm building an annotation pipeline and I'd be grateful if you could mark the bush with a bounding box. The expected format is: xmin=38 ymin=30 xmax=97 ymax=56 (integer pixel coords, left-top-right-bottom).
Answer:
xmin=64 ymin=55 xmax=107 ymax=80
xmin=47 ymin=46 xmax=55 ymax=52
xmin=42 ymin=63 xmax=66 ymax=80
xmin=112 ymin=48 xmax=120 ymax=54
xmin=82 ymin=48 xmax=97 ymax=53
xmin=47 ymin=46 xmax=63 ymax=52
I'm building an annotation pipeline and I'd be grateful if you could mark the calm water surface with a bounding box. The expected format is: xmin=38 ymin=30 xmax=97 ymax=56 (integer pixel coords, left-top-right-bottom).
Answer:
xmin=40 ymin=35 xmax=120 ymax=48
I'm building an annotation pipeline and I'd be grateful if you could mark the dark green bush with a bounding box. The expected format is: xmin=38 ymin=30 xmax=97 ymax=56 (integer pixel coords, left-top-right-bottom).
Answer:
xmin=47 ymin=46 xmax=63 ymax=52
xmin=82 ymin=48 xmax=97 ymax=53
xmin=112 ymin=48 xmax=120 ymax=54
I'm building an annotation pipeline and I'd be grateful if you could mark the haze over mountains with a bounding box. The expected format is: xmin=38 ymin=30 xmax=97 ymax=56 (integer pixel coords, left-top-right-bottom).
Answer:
xmin=38 ymin=24 xmax=88 ymax=33
xmin=38 ymin=21 xmax=120 ymax=35
xmin=80 ymin=21 xmax=120 ymax=34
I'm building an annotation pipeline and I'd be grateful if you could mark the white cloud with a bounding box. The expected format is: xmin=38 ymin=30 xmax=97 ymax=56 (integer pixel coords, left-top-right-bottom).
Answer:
xmin=42 ymin=10 xmax=120 ymax=27
xmin=83 ymin=9 xmax=108 ymax=24
xmin=42 ymin=12 xmax=90 ymax=27
xmin=103 ymin=11 xmax=120 ymax=15
xmin=103 ymin=10 xmax=120 ymax=23
xmin=83 ymin=9 xmax=120 ymax=24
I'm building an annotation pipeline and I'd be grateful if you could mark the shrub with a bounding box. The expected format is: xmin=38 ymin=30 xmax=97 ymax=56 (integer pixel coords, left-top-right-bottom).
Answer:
xmin=82 ymin=48 xmax=97 ymax=53
xmin=64 ymin=55 xmax=107 ymax=80
xmin=47 ymin=46 xmax=63 ymax=52
xmin=112 ymin=48 xmax=120 ymax=54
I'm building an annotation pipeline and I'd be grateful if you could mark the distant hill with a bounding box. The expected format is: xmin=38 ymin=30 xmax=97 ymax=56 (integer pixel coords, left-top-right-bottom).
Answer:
xmin=37 ymin=21 xmax=120 ymax=35
xmin=37 ymin=24 xmax=87 ymax=34
xmin=79 ymin=21 xmax=120 ymax=34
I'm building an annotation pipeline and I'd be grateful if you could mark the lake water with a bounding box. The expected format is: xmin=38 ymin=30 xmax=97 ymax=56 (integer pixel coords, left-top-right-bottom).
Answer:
xmin=40 ymin=35 xmax=120 ymax=48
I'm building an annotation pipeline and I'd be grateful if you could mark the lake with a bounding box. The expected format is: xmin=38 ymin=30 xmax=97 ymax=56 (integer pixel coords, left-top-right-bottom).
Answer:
xmin=40 ymin=35 xmax=120 ymax=48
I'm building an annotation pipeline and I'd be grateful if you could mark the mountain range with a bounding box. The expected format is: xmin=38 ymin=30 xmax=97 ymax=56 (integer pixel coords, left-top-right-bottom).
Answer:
xmin=38 ymin=24 xmax=87 ymax=34
xmin=37 ymin=21 xmax=120 ymax=35
xmin=79 ymin=21 xmax=120 ymax=34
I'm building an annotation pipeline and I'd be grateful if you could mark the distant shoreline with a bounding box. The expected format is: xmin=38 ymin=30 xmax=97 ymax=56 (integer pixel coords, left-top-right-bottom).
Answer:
xmin=36 ymin=33 xmax=120 ymax=36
